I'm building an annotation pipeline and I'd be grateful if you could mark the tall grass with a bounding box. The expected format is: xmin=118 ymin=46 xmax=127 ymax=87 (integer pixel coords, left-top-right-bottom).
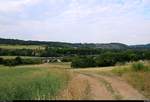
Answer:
xmin=132 ymin=62 xmax=149 ymax=72
xmin=111 ymin=66 xmax=130 ymax=76
xmin=0 ymin=65 xmax=71 ymax=100
xmin=122 ymin=71 xmax=150 ymax=99
xmin=111 ymin=61 xmax=150 ymax=99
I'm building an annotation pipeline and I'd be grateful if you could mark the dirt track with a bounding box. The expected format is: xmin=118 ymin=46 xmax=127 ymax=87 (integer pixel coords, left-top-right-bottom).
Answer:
xmin=58 ymin=71 xmax=146 ymax=100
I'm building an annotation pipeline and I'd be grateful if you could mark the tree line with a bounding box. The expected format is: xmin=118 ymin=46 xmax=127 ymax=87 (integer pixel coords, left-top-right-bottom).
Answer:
xmin=0 ymin=47 xmax=105 ymax=57
xmin=71 ymin=50 xmax=150 ymax=68
xmin=1 ymin=47 xmax=150 ymax=57
xmin=0 ymin=46 xmax=150 ymax=67
xmin=0 ymin=57 xmax=42 ymax=66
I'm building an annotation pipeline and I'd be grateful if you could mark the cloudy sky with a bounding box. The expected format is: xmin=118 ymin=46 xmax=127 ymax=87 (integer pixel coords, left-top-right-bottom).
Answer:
xmin=0 ymin=0 xmax=150 ymax=45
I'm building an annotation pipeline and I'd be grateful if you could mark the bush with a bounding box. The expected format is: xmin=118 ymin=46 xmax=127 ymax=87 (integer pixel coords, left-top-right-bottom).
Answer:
xmin=2 ymin=56 xmax=23 ymax=66
xmin=2 ymin=57 xmax=43 ymax=66
xmin=61 ymin=57 xmax=72 ymax=62
xmin=132 ymin=62 xmax=149 ymax=72
xmin=115 ymin=62 xmax=126 ymax=66
xmin=95 ymin=53 xmax=117 ymax=67
xmin=22 ymin=58 xmax=42 ymax=65
xmin=71 ymin=56 xmax=96 ymax=68
xmin=3 ymin=59 xmax=16 ymax=66
xmin=15 ymin=56 xmax=23 ymax=65
xmin=0 ymin=58 xmax=4 ymax=64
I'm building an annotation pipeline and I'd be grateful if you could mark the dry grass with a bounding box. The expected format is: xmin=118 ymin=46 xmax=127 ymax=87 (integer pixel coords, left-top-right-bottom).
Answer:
xmin=73 ymin=61 xmax=150 ymax=99
xmin=121 ymin=72 xmax=150 ymax=99
xmin=111 ymin=61 xmax=150 ymax=99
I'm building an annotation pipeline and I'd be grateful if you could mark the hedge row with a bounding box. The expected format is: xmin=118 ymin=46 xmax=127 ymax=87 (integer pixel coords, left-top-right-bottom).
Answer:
xmin=0 ymin=57 xmax=42 ymax=66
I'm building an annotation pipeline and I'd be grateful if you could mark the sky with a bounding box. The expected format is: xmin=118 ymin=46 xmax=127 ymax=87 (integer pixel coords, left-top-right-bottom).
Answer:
xmin=0 ymin=0 xmax=150 ymax=45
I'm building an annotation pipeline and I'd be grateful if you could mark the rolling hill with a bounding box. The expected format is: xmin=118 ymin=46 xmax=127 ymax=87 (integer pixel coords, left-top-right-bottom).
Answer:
xmin=0 ymin=38 xmax=149 ymax=49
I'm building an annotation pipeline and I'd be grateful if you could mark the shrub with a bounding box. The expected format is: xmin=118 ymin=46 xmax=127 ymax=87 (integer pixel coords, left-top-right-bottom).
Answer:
xmin=14 ymin=56 xmax=23 ymax=65
xmin=132 ymin=62 xmax=149 ymax=72
xmin=95 ymin=53 xmax=117 ymax=67
xmin=3 ymin=59 xmax=16 ymax=66
xmin=0 ymin=58 xmax=4 ymax=64
xmin=22 ymin=58 xmax=42 ymax=65
xmin=3 ymin=57 xmax=23 ymax=66
xmin=2 ymin=57 xmax=43 ymax=66
xmin=71 ymin=56 xmax=96 ymax=68
xmin=115 ymin=62 xmax=126 ymax=66
xmin=62 ymin=57 xmax=72 ymax=62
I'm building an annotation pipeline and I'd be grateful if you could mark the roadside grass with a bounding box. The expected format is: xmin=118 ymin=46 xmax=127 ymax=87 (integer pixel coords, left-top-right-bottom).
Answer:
xmin=122 ymin=71 xmax=150 ymax=99
xmin=0 ymin=44 xmax=45 ymax=50
xmin=111 ymin=61 xmax=150 ymax=99
xmin=73 ymin=61 xmax=150 ymax=99
xmin=0 ymin=64 xmax=71 ymax=100
xmin=73 ymin=65 xmax=129 ymax=77
xmin=111 ymin=66 xmax=130 ymax=76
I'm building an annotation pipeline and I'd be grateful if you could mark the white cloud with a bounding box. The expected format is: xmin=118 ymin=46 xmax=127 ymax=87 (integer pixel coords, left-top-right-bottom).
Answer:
xmin=0 ymin=0 xmax=150 ymax=44
xmin=0 ymin=0 xmax=42 ymax=12
xmin=56 ymin=0 xmax=147 ymax=24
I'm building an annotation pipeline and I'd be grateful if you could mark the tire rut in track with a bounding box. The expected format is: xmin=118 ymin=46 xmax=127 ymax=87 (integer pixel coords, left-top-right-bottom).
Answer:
xmin=57 ymin=72 xmax=146 ymax=100
xmin=81 ymin=72 xmax=146 ymax=100
xmin=57 ymin=73 xmax=113 ymax=100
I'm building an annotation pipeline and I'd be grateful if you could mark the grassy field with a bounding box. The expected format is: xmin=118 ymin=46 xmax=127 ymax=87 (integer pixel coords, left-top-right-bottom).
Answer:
xmin=0 ymin=44 xmax=45 ymax=50
xmin=0 ymin=61 xmax=149 ymax=100
xmin=0 ymin=63 xmax=72 ymax=100
xmin=0 ymin=56 xmax=43 ymax=60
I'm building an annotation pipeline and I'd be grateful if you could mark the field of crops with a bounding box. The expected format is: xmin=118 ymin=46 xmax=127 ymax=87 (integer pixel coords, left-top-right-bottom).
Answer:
xmin=0 ymin=63 xmax=72 ymax=100
xmin=0 ymin=56 xmax=43 ymax=59
xmin=0 ymin=44 xmax=45 ymax=50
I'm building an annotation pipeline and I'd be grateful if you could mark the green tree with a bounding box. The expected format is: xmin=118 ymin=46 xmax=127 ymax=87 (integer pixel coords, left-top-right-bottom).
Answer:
xmin=95 ymin=52 xmax=117 ymax=67
xmin=15 ymin=56 xmax=23 ymax=65
xmin=71 ymin=56 xmax=96 ymax=68
xmin=0 ymin=58 xmax=3 ymax=64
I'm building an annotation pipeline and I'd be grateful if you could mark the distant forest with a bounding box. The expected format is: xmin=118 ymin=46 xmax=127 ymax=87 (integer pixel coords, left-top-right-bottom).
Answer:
xmin=0 ymin=38 xmax=150 ymax=67
xmin=0 ymin=38 xmax=150 ymax=49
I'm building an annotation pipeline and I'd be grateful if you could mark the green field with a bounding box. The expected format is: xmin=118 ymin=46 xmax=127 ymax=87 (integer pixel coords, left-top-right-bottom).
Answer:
xmin=0 ymin=63 xmax=71 ymax=100
xmin=0 ymin=44 xmax=45 ymax=50
xmin=0 ymin=56 xmax=43 ymax=59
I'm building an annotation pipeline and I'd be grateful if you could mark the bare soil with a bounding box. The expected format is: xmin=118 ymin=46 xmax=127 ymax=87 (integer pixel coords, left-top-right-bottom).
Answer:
xmin=58 ymin=71 xmax=146 ymax=100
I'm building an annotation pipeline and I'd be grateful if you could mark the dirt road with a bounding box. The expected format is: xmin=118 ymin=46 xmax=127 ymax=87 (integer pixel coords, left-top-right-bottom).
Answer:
xmin=58 ymin=71 xmax=146 ymax=100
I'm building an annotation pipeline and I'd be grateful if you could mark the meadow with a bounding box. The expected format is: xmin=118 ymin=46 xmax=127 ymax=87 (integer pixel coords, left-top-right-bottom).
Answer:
xmin=0 ymin=56 xmax=43 ymax=59
xmin=0 ymin=61 xmax=149 ymax=100
xmin=0 ymin=63 xmax=72 ymax=100
xmin=0 ymin=44 xmax=45 ymax=50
